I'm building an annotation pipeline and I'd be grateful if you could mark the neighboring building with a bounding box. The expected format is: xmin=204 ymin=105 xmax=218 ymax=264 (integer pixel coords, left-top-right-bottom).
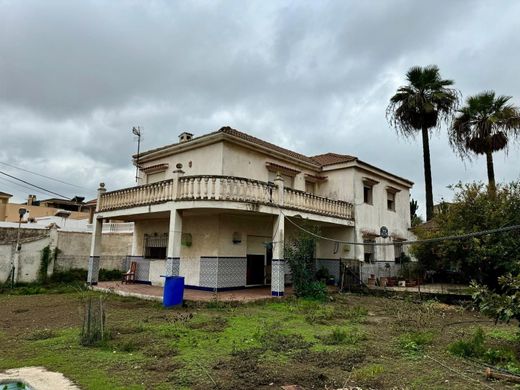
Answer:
xmin=0 ymin=194 xmax=90 ymax=223
xmin=88 ymin=126 xmax=414 ymax=295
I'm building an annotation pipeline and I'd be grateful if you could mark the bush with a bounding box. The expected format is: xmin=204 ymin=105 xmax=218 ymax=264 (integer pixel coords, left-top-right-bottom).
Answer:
xmin=50 ymin=268 xmax=122 ymax=283
xmin=50 ymin=268 xmax=87 ymax=283
xmin=398 ymin=331 xmax=434 ymax=357
xmin=285 ymin=228 xmax=327 ymax=300
xmin=412 ymin=182 xmax=520 ymax=288
xmin=448 ymin=327 xmax=486 ymax=358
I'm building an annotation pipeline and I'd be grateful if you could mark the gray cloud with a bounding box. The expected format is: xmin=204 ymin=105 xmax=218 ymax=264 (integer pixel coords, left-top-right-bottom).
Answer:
xmin=1 ymin=0 xmax=519 ymax=216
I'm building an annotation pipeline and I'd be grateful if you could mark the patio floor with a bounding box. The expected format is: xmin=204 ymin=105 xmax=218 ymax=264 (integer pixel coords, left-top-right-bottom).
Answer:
xmin=92 ymin=281 xmax=287 ymax=302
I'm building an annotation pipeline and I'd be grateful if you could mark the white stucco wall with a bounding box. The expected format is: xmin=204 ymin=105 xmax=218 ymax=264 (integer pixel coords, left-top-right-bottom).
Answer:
xmin=138 ymin=142 xmax=224 ymax=185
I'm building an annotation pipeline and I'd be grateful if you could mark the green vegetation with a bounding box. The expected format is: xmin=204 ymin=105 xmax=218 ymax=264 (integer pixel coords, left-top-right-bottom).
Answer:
xmin=448 ymin=327 xmax=520 ymax=374
xmin=1 ymin=291 xmax=519 ymax=389
xmin=285 ymin=229 xmax=327 ymax=300
xmin=387 ymin=65 xmax=460 ymax=220
xmin=450 ymin=91 xmax=520 ymax=194
xmin=398 ymin=331 xmax=435 ymax=358
xmin=412 ymin=181 xmax=520 ymax=288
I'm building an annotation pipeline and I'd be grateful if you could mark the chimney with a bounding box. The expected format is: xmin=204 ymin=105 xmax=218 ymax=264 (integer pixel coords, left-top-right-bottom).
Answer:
xmin=27 ymin=194 xmax=36 ymax=206
xmin=179 ymin=132 xmax=194 ymax=143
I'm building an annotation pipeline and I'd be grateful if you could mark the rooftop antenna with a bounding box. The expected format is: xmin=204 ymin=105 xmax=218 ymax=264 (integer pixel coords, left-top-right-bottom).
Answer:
xmin=132 ymin=126 xmax=142 ymax=183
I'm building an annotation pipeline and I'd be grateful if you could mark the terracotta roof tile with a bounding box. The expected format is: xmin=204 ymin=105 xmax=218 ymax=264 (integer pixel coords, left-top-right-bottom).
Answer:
xmin=310 ymin=153 xmax=357 ymax=166
xmin=219 ymin=127 xmax=319 ymax=166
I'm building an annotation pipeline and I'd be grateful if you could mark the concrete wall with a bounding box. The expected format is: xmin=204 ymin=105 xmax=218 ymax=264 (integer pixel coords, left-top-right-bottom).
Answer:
xmin=0 ymin=226 xmax=132 ymax=284
xmin=0 ymin=227 xmax=48 ymax=244
xmin=55 ymin=231 xmax=132 ymax=271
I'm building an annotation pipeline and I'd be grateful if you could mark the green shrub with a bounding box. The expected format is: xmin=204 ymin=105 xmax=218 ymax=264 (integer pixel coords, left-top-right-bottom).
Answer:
xmin=399 ymin=331 xmax=434 ymax=357
xmin=50 ymin=268 xmax=87 ymax=283
xmin=448 ymin=327 xmax=485 ymax=358
xmin=99 ymin=269 xmax=123 ymax=281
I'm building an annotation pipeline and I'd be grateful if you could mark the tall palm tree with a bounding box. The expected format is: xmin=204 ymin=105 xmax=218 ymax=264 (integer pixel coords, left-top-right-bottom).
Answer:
xmin=450 ymin=91 xmax=520 ymax=194
xmin=387 ymin=65 xmax=460 ymax=220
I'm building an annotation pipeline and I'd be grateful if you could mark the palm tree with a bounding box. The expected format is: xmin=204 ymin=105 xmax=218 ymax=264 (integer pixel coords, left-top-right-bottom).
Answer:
xmin=387 ymin=65 xmax=460 ymax=220
xmin=450 ymin=91 xmax=520 ymax=194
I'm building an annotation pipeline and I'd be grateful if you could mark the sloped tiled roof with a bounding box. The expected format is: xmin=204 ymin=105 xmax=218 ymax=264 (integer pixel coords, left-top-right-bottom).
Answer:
xmin=219 ymin=127 xmax=319 ymax=166
xmin=311 ymin=153 xmax=357 ymax=166
xmin=0 ymin=191 xmax=12 ymax=197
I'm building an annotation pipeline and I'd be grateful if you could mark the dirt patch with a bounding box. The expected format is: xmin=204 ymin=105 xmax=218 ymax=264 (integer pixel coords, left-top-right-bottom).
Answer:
xmin=292 ymin=350 xmax=365 ymax=369
xmin=0 ymin=294 xmax=80 ymax=337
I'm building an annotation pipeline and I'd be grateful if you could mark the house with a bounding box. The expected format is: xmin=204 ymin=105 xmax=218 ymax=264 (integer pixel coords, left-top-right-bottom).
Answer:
xmin=88 ymin=126 xmax=414 ymax=295
xmin=0 ymin=194 xmax=90 ymax=223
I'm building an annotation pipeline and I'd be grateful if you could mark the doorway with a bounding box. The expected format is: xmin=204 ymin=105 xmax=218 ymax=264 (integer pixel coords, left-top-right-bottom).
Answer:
xmin=246 ymin=236 xmax=272 ymax=286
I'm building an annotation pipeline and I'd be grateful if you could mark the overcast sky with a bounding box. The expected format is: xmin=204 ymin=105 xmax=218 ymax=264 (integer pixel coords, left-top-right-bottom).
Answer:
xmin=1 ymin=0 xmax=519 ymax=217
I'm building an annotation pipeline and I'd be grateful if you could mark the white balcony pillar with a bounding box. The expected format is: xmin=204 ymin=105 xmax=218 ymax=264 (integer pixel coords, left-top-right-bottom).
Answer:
xmin=274 ymin=173 xmax=284 ymax=206
xmin=271 ymin=213 xmax=285 ymax=297
xmin=166 ymin=208 xmax=182 ymax=276
xmin=172 ymin=165 xmax=185 ymax=199
xmin=87 ymin=183 xmax=106 ymax=285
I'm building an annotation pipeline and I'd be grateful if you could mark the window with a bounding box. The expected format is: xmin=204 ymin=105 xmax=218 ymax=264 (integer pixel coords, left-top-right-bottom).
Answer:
xmin=387 ymin=191 xmax=395 ymax=211
xmin=362 ymin=178 xmax=378 ymax=205
xmin=305 ymin=180 xmax=315 ymax=194
xmin=363 ymin=185 xmax=373 ymax=204
xmin=144 ymin=233 xmax=167 ymax=259
xmin=363 ymin=238 xmax=375 ymax=263
xmin=268 ymin=171 xmax=294 ymax=189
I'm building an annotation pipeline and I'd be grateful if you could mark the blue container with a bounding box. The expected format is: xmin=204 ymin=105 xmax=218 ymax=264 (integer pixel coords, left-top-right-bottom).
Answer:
xmin=161 ymin=275 xmax=185 ymax=307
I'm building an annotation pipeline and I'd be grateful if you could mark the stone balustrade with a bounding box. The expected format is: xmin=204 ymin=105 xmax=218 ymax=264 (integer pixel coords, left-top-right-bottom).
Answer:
xmin=98 ymin=175 xmax=354 ymax=220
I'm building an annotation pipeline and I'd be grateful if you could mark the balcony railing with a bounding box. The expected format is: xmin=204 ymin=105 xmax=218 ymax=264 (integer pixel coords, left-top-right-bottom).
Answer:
xmin=98 ymin=175 xmax=353 ymax=220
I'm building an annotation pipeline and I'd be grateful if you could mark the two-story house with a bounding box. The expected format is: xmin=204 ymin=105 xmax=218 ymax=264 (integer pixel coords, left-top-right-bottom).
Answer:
xmin=88 ymin=126 xmax=413 ymax=296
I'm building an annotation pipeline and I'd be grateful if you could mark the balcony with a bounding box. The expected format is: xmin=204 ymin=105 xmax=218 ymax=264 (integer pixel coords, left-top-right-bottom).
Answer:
xmin=97 ymin=175 xmax=354 ymax=220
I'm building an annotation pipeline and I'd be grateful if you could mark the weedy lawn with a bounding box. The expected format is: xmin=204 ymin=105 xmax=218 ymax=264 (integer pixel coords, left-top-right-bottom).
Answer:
xmin=0 ymin=290 xmax=518 ymax=389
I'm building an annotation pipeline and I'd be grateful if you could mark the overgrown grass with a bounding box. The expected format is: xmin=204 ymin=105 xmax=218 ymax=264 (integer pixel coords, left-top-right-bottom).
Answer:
xmin=448 ymin=327 xmax=520 ymax=373
xmin=1 ymin=291 xmax=518 ymax=389
xmin=398 ymin=331 xmax=435 ymax=358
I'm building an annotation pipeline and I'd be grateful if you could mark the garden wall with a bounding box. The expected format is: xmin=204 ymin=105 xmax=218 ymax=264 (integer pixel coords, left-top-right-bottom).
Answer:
xmin=0 ymin=226 xmax=132 ymax=283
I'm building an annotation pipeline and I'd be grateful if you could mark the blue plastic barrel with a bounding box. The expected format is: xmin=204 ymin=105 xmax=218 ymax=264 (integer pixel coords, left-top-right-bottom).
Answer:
xmin=161 ymin=275 xmax=185 ymax=307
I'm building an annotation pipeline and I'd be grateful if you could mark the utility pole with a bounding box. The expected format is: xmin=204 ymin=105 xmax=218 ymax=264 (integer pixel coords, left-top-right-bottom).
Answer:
xmin=11 ymin=207 xmax=27 ymax=288
xmin=132 ymin=126 xmax=142 ymax=183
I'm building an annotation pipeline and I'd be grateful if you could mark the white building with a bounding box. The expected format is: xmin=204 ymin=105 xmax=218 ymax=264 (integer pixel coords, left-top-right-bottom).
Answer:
xmin=88 ymin=126 xmax=414 ymax=295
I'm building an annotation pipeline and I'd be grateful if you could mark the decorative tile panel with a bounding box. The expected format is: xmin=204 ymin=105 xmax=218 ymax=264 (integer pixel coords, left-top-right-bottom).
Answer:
xmin=87 ymin=256 xmax=100 ymax=285
xmin=166 ymin=257 xmax=180 ymax=276
xmin=271 ymin=259 xmax=285 ymax=296
xmin=124 ymin=256 xmax=150 ymax=282
xmin=199 ymin=257 xmax=247 ymax=289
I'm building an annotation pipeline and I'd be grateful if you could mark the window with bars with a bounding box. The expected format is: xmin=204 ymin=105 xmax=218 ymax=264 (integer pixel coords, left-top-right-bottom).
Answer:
xmin=363 ymin=238 xmax=375 ymax=263
xmin=144 ymin=233 xmax=168 ymax=259
xmin=394 ymin=242 xmax=404 ymax=262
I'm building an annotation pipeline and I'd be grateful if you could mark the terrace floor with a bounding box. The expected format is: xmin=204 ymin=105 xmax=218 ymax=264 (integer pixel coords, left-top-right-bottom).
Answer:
xmin=92 ymin=281 xmax=289 ymax=302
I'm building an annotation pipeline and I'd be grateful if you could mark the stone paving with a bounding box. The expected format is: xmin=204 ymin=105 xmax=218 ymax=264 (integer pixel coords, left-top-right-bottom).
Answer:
xmin=93 ymin=281 xmax=287 ymax=302
xmin=0 ymin=367 xmax=79 ymax=390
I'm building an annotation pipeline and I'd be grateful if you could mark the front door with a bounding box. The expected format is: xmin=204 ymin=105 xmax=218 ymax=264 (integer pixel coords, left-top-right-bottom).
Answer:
xmin=247 ymin=255 xmax=264 ymax=285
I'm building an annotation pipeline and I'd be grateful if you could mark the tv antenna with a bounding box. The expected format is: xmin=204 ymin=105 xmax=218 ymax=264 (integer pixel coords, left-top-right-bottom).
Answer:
xmin=132 ymin=126 xmax=142 ymax=183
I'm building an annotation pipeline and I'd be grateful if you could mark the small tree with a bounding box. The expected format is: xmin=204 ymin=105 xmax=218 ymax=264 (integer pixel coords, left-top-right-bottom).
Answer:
xmin=472 ymin=273 xmax=520 ymax=326
xmin=412 ymin=181 xmax=520 ymax=288
xmin=285 ymin=228 xmax=326 ymax=300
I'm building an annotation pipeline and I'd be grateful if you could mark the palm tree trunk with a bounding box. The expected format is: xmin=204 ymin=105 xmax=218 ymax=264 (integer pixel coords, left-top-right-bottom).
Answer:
xmin=485 ymin=150 xmax=496 ymax=196
xmin=421 ymin=126 xmax=434 ymax=220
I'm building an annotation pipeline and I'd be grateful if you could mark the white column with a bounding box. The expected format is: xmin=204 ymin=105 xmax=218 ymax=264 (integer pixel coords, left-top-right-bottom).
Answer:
xmin=274 ymin=173 xmax=284 ymax=205
xmin=271 ymin=213 xmax=285 ymax=297
xmin=87 ymin=217 xmax=103 ymax=285
xmin=166 ymin=208 xmax=182 ymax=276
xmin=87 ymin=183 xmax=106 ymax=285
